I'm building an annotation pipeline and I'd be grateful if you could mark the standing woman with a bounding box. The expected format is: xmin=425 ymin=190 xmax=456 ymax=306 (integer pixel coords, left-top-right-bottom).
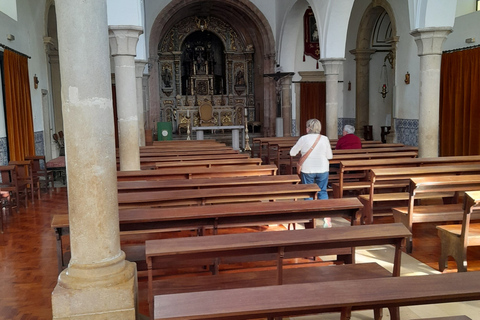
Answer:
xmin=290 ymin=119 xmax=333 ymax=199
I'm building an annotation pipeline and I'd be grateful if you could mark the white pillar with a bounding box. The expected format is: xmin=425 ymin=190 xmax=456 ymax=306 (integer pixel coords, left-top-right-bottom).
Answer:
xmin=135 ymin=59 xmax=147 ymax=147
xmin=411 ymin=27 xmax=452 ymax=158
xmin=109 ymin=26 xmax=143 ymax=171
xmin=350 ymin=49 xmax=375 ymax=132
xmin=320 ymin=58 xmax=344 ymax=139
xmin=51 ymin=1 xmax=137 ymax=319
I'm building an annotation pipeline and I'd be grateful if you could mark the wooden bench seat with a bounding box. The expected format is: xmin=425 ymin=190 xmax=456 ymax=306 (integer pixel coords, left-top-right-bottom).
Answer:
xmin=153 ymin=271 xmax=480 ymax=320
xmin=152 ymin=262 xmax=390 ymax=295
xmin=333 ymin=155 xmax=480 ymax=198
xmin=393 ymin=204 xmax=464 ymax=223
xmin=137 ymin=153 xmax=250 ymax=167
xmin=359 ymin=191 xmax=454 ymax=221
xmin=150 ymin=157 xmax=263 ymax=170
xmin=117 ymin=174 xmax=300 ymax=193
xmin=391 ymin=175 xmax=480 ymax=253
xmin=117 ymin=164 xmax=278 ymax=181
xmin=118 ymin=184 xmax=320 ymax=208
xmin=147 ymin=223 xmax=410 ymax=319
xmin=360 ymin=164 xmax=480 ymax=224
xmin=332 ymin=180 xmax=409 ymax=198
xmin=437 ymin=190 xmax=480 ymax=272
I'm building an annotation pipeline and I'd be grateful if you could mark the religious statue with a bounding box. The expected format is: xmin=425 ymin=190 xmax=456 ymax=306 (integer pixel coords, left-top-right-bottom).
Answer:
xmin=162 ymin=65 xmax=172 ymax=87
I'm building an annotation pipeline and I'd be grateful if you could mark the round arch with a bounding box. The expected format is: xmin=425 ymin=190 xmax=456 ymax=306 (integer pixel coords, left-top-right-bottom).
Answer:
xmin=147 ymin=0 xmax=277 ymax=136
xmin=353 ymin=0 xmax=398 ymax=142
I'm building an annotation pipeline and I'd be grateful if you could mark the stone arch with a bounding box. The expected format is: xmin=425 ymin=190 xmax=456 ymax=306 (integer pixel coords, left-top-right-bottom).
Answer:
xmin=147 ymin=0 xmax=277 ymax=136
xmin=353 ymin=0 xmax=398 ymax=142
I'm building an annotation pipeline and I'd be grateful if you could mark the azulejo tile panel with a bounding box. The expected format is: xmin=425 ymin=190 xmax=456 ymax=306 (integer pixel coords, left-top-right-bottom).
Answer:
xmin=0 ymin=137 xmax=8 ymax=166
xmin=395 ymin=118 xmax=418 ymax=147
xmin=35 ymin=131 xmax=45 ymax=157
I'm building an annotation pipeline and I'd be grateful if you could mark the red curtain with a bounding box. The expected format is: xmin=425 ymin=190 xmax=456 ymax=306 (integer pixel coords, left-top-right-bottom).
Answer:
xmin=439 ymin=46 xmax=480 ymax=156
xmin=3 ymin=49 xmax=35 ymax=161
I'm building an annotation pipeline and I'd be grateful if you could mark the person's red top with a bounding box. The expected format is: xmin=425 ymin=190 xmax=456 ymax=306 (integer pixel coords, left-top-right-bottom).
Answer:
xmin=335 ymin=134 xmax=362 ymax=150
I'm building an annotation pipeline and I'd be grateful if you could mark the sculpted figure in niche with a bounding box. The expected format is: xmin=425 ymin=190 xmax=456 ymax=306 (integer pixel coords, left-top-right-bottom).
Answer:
xmin=235 ymin=69 xmax=245 ymax=86
xmin=162 ymin=66 xmax=172 ymax=87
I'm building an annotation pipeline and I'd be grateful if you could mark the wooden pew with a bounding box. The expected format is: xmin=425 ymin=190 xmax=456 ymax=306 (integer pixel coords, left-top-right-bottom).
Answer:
xmin=117 ymin=164 xmax=278 ymax=181
xmin=117 ymin=174 xmax=301 ymax=193
xmin=271 ymin=142 xmax=414 ymax=170
xmin=137 ymin=153 xmax=250 ymax=167
xmin=147 ymin=223 xmax=411 ymax=319
xmin=285 ymin=147 xmax=419 ymax=176
xmin=117 ymin=184 xmax=320 ymax=208
xmin=333 ymin=155 xmax=480 ymax=198
xmin=391 ymin=175 xmax=480 ymax=253
xmin=142 ymin=141 xmax=229 ymax=151
xmin=151 ymin=140 xmax=225 ymax=147
xmin=51 ymin=197 xmax=363 ymax=273
xmin=358 ymin=164 xmax=480 ymax=225
xmin=436 ymin=190 xmax=480 ymax=272
xmin=149 ymin=157 xmax=262 ymax=170
xmin=153 ymin=271 xmax=480 ymax=320
xmin=137 ymin=149 xmax=240 ymax=157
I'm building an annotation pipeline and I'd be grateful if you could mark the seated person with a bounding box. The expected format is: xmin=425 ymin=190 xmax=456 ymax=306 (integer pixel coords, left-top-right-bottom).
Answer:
xmin=335 ymin=125 xmax=362 ymax=150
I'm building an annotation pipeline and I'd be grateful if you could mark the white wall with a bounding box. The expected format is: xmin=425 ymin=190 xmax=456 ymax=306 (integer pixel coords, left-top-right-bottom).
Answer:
xmin=456 ymin=0 xmax=477 ymax=17
xmin=444 ymin=11 xmax=480 ymax=50
xmin=0 ymin=0 xmax=17 ymax=20
xmin=107 ymin=0 xmax=146 ymax=59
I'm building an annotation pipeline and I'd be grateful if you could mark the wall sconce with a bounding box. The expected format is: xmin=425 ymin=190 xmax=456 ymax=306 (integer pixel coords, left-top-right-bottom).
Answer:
xmin=348 ymin=81 xmax=351 ymax=91
xmin=404 ymin=72 xmax=410 ymax=85
xmin=34 ymin=74 xmax=39 ymax=89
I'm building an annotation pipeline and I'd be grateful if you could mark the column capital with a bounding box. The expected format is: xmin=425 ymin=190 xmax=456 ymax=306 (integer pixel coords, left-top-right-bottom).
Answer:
xmin=410 ymin=27 xmax=453 ymax=56
xmin=109 ymin=25 xmax=143 ymax=56
xmin=320 ymin=58 xmax=345 ymax=75
xmin=135 ymin=59 xmax=148 ymax=78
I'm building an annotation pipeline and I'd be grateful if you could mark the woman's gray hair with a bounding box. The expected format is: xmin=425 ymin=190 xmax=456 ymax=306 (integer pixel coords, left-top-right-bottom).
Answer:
xmin=306 ymin=119 xmax=322 ymax=134
xmin=344 ymin=124 xmax=355 ymax=134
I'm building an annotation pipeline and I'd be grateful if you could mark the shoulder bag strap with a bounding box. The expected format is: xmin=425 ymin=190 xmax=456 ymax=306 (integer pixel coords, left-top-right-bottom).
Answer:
xmin=297 ymin=134 xmax=321 ymax=168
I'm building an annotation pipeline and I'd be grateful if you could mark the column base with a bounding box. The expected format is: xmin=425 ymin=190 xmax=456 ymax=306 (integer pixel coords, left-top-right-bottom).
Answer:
xmin=52 ymin=261 xmax=138 ymax=320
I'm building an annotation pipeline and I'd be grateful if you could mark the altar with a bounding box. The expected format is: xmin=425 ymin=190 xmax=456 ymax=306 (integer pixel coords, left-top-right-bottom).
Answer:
xmin=192 ymin=125 xmax=245 ymax=150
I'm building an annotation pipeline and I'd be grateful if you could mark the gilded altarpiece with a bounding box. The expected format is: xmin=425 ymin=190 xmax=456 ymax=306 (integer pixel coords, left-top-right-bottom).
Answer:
xmin=156 ymin=16 xmax=255 ymax=133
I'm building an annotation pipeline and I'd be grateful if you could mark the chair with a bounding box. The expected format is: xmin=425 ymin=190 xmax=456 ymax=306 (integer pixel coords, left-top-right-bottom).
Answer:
xmin=199 ymin=101 xmax=216 ymax=127
xmin=25 ymin=155 xmax=55 ymax=191
xmin=9 ymin=161 xmax=41 ymax=204
xmin=0 ymin=165 xmax=28 ymax=212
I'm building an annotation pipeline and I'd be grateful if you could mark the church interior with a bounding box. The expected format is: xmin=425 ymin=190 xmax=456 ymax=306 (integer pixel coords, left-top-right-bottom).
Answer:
xmin=1 ymin=0 xmax=480 ymax=319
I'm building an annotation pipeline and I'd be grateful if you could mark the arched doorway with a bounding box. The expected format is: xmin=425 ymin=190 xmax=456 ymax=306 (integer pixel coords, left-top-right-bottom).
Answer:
xmin=352 ymin=0 xmax=397 ymax=142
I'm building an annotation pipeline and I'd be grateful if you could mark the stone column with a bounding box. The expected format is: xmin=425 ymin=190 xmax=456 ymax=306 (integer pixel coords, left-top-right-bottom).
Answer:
xmin=109 ymin=26 xmax=143 ymax=171
xmin=51 ymin=1 xmax=137 ymax=319
xmin=411 ymin=27 xmax=452 ymax=157
xmin=135 ymin=60 xmax=147 ymax=147
xmin=320 ymin=58 xmax=344 ymax=139
xmin=281 ymin=75 xmax=293 ymax=137
xmin=350 ymin=49 xmax=376 ymax=132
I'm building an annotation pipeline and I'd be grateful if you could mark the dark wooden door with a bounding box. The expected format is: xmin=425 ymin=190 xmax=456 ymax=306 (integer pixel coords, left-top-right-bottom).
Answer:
xmin=300 ymin=82 xmax=326 ymax=135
